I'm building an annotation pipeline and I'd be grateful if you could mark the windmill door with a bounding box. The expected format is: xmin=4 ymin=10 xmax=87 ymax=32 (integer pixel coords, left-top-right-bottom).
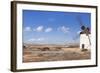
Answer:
xmin=82 ymin=44 xmax=85 ymax=49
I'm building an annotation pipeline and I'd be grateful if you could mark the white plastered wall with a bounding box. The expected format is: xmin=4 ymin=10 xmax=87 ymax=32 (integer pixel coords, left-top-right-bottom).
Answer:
xmin=80 ymin=34 xmax=91 ymax=49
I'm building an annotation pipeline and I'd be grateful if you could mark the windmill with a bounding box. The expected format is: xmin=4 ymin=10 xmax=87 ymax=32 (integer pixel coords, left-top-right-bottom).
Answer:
xmin=76 ymin=16 xmax=91 ymax=51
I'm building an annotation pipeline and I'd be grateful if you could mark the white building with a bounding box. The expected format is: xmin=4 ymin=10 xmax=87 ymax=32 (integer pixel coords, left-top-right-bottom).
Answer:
xmin=80 ymin=31 xmax=91 ymax=50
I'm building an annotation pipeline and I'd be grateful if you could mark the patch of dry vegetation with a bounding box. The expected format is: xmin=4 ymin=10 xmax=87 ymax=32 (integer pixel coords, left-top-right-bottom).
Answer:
xmin=23 ymin=45 xmax=91 ymax=62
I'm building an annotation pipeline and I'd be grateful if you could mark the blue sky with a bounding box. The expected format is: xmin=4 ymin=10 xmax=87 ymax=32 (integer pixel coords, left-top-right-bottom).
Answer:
xmin=23 ymin=10 xmax=91 ymax=44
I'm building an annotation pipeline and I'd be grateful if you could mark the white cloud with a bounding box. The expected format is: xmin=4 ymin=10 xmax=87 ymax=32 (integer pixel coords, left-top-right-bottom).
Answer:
xmin=28 ymin=38 xmax=36 ymax=41
xmin=35 ymin=26 xmax=44 ymax=32
xmin=24 ymin=27 xmax=31 ymax=31
xmin=37 ymin=38 xmax=44 ymax=41
xmin=58 ymin=26 xmax=70 ymax=33
xmin=45 ymin=28 xmax=52 ymax=32
xmin=28 ymin=38 xmax=44 ymax=42
xmin=33 ymin=26 xmax=53 ymax=33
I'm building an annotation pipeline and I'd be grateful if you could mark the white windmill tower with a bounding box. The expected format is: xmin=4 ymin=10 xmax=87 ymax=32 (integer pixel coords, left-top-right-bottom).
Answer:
xmin=77 ymin=16 xmax=91 ymax=51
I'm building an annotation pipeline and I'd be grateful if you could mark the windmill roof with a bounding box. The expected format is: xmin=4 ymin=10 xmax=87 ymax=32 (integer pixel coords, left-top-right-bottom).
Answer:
xmin=80 ymin=30 xmax=91 ymax=34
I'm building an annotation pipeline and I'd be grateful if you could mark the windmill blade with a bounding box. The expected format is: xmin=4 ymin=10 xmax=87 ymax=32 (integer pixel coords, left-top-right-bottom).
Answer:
xmin=85 ymin=28 xmax=91 ymax=45
xmin=87 ymin=34 xmax=91 ymax=45
xmin=77 ymin=16 xmax=84 ymax=27
xmin=77 ymin=16 xmax=87 ymax=31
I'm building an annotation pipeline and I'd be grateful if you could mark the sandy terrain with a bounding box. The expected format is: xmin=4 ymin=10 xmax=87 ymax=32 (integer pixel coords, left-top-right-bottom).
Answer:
xmin=23 ymin=45 xmax=91 ymax=63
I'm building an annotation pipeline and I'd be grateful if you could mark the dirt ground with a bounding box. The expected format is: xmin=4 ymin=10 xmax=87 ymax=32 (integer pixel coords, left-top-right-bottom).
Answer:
xmin=23 ymin=47 xmax=91 ymax=63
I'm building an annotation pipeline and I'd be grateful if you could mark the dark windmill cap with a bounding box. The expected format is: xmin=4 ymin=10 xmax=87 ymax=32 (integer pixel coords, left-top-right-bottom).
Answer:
xmin=81 ymin=26 xmax=85 ymax=30
xmin=80 ymin=27 xmax=91 ymax=34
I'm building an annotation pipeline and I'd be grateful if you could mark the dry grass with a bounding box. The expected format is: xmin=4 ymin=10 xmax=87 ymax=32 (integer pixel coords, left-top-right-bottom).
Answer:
xmin=23 ymin=46 xmax=91 ymax=63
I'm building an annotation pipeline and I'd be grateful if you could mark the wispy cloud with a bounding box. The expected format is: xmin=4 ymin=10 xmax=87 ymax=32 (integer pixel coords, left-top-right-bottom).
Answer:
xmin=58 ymin=26 xmax=70 ymax=33
xmin=28 ymin=37 xmax=44 ymax=42
xmin=24 ymin=26 xmax=32 ymax=31
xmin=37 ymin=38 xmax=44 ymax=41
xmin=45 ymin=27 xmax=52 ymax=32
